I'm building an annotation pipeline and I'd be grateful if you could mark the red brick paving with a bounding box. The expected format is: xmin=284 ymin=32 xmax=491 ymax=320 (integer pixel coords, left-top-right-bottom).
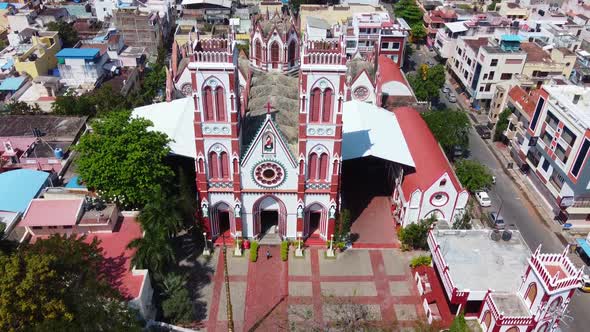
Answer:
xmin=200 ymin=249 xmax=423 ymax=331
xmin=350 ymin=197 xmax=400 ymax=248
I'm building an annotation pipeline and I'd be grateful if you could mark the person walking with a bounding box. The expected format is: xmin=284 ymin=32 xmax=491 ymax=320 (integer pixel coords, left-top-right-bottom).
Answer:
xmin=266 ymin=248 xmax=271 ymax=260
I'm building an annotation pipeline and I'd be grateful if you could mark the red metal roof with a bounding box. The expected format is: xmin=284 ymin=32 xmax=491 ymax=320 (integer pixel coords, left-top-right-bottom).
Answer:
xmin=377 ymin=55 xmax=407 ymax=87
xmin=20 ymin=198 xmax=84 ymax=227
xmin=508 ymin=86 xmax=539 ymax=118
xmin=393 ymin=107 xmax=462 ymax=195
xmin=84 ymin=217 xmax=145 ymax=300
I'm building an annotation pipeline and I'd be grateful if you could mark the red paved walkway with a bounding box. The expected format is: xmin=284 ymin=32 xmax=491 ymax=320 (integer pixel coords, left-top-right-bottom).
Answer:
xmin=350 ymin=197 xmax=400 ymax=248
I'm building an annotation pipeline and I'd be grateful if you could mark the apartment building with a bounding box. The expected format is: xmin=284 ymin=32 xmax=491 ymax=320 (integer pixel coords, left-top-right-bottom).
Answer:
xmin=112 ymin=8 xmax=163 ymax=54
xmin=571 ymin=48 xmax=590 ymax=86
xmin=423 ymin=7 xmax=458 ymax=48
xmin=345 ymin=12 xmax=409 ymax=66
xmin=13 ymin=31 xmax=61 ymax=78
xmin=508 ymin=84 xmax=590 ymax=228
xmin=448 ymin=35 xmax=527 ymax=109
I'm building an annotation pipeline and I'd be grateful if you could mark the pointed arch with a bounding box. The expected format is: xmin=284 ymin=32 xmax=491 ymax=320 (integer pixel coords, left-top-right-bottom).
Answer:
xmin=308 ymin=153 xmax=318 ymax=180
xmin=319 ymin=153 xmax=329 ymax=180
xmin=203 ymin=86 xmax=214 ymax=121
xmin=481 ymin=311 xmax=491 ymax=330
xmin=322 ymin=88 xmax=333 ymax=123
xmin=209 ymin=151 xmax=219 ymax=179
xmin=252 ymin=195 xmax=287 ymax=238
xmin=271 ymin=41 xmax=280 ymax=68
xmin=255 ymin=39 xmax=262 ymax=65
xmin=310 ymin=88 xmax=321 ymax=122
xmin=304 ymin=202 xmax=327 ymax=238
xmin=220 ymin=152 xmax=229 ymax=179
xmin=525 ymin=282 xmax=537 ymax=306
xmin=288 ymin=39 xmax=296 ymax=66
xmin=211 ymin=202 xmax=235 ymax=238
xmin=215 ymin=86 xmax=226 ymax=121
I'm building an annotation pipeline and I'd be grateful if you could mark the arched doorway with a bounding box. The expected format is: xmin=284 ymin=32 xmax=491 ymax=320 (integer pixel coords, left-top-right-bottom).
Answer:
xmin=211 ymin=202 xmax=234 ymax=238
xmin=288 ymin=40 xmax=296 ymax=67
xmin=424 ymin=209 xmax=445 ymax=221
xmin=253 ymin=195 xmax=287 ymax=238
xmin=481 ymin=310 xmax=491 ymax=330
xmin=304 ymin=203 xmax=327 ymax=238
xmin=255 ymin=39 xmax=262 ymax=66
xmin=270 ymin=42 xmax=280 ymax=69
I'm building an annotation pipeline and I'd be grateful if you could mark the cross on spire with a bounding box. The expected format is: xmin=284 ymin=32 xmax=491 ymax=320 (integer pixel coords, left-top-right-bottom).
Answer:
xmin=265 ymin=100 xmax=274 ymax=114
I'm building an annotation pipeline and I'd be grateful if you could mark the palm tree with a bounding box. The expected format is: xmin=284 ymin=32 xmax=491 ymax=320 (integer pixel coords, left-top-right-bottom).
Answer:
xmin=127 ymin=231 xmax=175 ymax=276
xmin=138 ymin=187 xmax=183 ymax=238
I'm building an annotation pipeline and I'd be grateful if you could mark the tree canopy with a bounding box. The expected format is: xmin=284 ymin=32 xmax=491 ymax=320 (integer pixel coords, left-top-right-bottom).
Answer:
xmin=394 ymin=0 xmax=424 ymax=25
xmin=454 ymin=159 xmax=493 ymax=192
xmin=410 ymin=23 xmax=427 ymax=43
xmin=407 ymin=64 xmax=446 ymax=101
xmin=47 ymin=21 xmax=79 ymax=48
xmin=494 ymin=108 xmax=512 ymax=142
xmin=75 ymin=110 xmax=173 ymax=208
xmin=399 ymin=216 xmax=435 ymax=250
xmin=422 ymin=109 xmax=470 ymax=154
xmin=0 ymin=235 xmax=142 ymax=331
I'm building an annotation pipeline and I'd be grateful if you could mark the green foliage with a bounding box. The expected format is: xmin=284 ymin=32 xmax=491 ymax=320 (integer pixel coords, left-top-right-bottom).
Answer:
xmin=453 ymin=209 xmax=473 ymax=230
xmin=47 ymin=21 xmax=79 ymax=48
xmin=52 ymin=85 xmax=129 ymax=117
xmin=138 ymin=188 xmax=184 ymax=238
xmin=407 ymin=64 xmax=446 ymax=101
xmin=409 ymin=255 xmax=432 ymax=268
xmin=394 ymin=0 xmax=424 ymax=25
xmin=5 ymin=101 xmax=42 ymax=115
xmin=399 ymin=217 xmax=435 ymax=250
xmin=236 ymin=40 xmax=249 ymax=55
xmin=450 ymin=311 xmax=468 ymax=332
xmin=160 ymin=273 xmax=193 ymax=324
xmin=454 ymin=159 xmax=493 ymax=192
xmin=280 ymin=241 xmax=289 ymax=261
xmin=250 ymin=241 xmax=259 ymax=262
xmin=0 ymin=234 xmax=142 ymax=331
xmin=0 ymin=39 xmax=7 ymax=52
xmin=494 ymin=108 xmax=512 ymax=141
xmin=128 ymin=230 xmax=176 ymax=277
xmin=487 ymin=1 xmax=498 ymax=11
xmin=334 ymin=209 xmax=351 ymax=242
xmin=410 ymin=23 xmax=427 ymax=43
xmin=74 ymin=110 xmax=173 ymax=208
xmin=422 ymin=109 xmax=470 ymax=154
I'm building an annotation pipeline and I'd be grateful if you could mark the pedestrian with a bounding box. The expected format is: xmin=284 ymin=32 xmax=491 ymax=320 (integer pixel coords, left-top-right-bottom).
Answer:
xmin=266 ymin=248 xmax=271 ymax=260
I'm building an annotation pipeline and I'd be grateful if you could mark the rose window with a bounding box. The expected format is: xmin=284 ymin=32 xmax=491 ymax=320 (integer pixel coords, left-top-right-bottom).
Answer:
xmin=254 ymin=162 xmax=285 ymax=187
xmin=353 ymin=86 xmax=369 ymax=101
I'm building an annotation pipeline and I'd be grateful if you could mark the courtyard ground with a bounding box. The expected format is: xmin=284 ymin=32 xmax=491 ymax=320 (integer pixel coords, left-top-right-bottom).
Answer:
xmin=191 ymin=247 xmax=424 ymax=331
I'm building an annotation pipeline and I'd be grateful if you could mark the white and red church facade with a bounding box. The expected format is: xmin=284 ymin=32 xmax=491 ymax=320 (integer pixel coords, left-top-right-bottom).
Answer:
xmin=135 ymin=12 xmax=467 ymax=242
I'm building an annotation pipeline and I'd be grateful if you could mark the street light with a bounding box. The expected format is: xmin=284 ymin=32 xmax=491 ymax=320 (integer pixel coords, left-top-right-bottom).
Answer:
xmin=203 ymin=232 xmax=210 ymax=256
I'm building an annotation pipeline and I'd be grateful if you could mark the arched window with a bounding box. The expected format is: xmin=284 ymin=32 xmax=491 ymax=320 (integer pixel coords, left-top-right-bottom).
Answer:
xmin=198 ymin=159 xmax=205 ymax=173
xmin=209 ymin=152 xmax=219 ymax=178
xmin=525 ymin=282 xmax=537 ymax=306
xmin=319 ymin=153 xmax=329 ymax=180
xmin=308 ymin=153 xmax=318 ymax=180
xmin=220 ymin=152 xmax=229 ymax=178
xmin=333 ymin=159 xmax=339 ymax=175
xmin=255 ymin=40 xmax=262 ymax=64
xmin=203 ymin=87 xmax=214 ymax=121
xmin=322 ymin=88 xmax=333 ymax=123
xmin=505 ymin=327 xmax=518 ymax=332
xmin=310 ymin=88 xmax=321 ymax=122
xmin=215 ymin=86 xmax=226 ymax=121
xmin=271 ymin=41 xmax=280 ymax=68
xmin=288 ymin=40 xmax=296 ymax=66
xmin=482 ymin=311 xmax=491 ymax=330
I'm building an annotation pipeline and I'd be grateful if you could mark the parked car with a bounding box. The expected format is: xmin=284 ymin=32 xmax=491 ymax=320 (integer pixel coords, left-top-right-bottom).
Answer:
xmin=475 ymin=125 xmax=492 ymax=139
xmin=475 ymin=191 xmax=492 ymax=207
xmin=448 ymin=95 xmax=457 ymax=103
xmin=442 ymin=87 xmax=450 ymax=94
xmin=488 ymin=212 xmax=506 ymax=229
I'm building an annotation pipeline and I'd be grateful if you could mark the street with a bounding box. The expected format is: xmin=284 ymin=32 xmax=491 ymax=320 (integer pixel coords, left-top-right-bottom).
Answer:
xmin=468 ymin=128 xmax=590 ymax=332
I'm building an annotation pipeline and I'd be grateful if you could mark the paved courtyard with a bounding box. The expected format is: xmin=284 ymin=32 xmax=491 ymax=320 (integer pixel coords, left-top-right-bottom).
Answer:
xmin=195 ymin=247 xmax=423 ymax=331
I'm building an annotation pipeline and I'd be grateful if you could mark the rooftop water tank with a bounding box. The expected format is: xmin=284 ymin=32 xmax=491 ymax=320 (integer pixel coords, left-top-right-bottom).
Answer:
xmin=54 ymin=147 xmax=64 ymax=159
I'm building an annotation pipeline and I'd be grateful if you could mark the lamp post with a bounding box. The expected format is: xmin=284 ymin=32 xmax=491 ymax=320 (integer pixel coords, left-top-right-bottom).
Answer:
xmin=203 ymin=232 xmax=210 ymax=256
xmin=327 ymin=233 xmax=335 ymax=257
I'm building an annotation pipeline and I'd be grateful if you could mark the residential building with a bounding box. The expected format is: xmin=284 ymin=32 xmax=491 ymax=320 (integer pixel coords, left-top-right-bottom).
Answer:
xmin=392 ymin=107 xmax=468 ymax=226
xmin=56 ymin=48 xmax=108 ymax=90
xmin=112 ymin=7 xmax=163 ymax=55
xmin=423 ymin=7 xmax=458 ymax=48
xmin=299 ymin=3 xmax=386 ymax=31
xmin=497 ymin=2 xmax=530 ymax=20
xmin=428 ymin=228 xmax=583 ymax=331
xmin=509 ymin=84 xmax=590 ymax=229
xmin=570 ymin=48 xmax=590 ymax=86
xmin=17 ymin=75 xmax=62 ymax=111
xmin=180 ymin=0 xmax=232 ymax=24
xmin=448 ymin=35 xmax=527 ymax=109
xmin=13 ymin=31 xmax=62 ymax=78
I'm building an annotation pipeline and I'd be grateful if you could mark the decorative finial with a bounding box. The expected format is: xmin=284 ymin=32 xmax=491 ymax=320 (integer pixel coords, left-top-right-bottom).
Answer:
xmin=265 ymin=100 xmax=274 ymax=116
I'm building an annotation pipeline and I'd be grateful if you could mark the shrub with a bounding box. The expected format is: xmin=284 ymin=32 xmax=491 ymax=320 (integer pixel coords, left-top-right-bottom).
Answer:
xmin=250 ymin=241 xmax=259 ymax=262
xmin=409 ymin=255 xmax=432 ymax=268
xmin=399 ymin=217 xmax=434 ymax=250
xmin=450 ymin=311 xmax=468 ymax=332
xmin=280 ymin=241 xmax=289 ymax=261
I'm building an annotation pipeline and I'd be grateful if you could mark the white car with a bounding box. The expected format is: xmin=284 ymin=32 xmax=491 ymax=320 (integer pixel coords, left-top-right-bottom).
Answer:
xmin=475 ymin=191 xmax=492 ymax=207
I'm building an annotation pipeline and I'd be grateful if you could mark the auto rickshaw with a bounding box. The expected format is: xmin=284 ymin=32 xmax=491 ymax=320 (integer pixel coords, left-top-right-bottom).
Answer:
xmin=580 ymin=275 xmax=590 ymax=293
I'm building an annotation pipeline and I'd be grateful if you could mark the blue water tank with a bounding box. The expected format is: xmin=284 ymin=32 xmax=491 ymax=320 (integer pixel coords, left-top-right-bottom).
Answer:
xmin=54 ymin=148 xmax=64 ymax=159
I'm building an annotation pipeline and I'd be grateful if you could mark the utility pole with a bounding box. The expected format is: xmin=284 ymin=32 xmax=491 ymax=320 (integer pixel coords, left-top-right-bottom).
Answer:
xmin=222 ymin=232 xmax=234 ymax=331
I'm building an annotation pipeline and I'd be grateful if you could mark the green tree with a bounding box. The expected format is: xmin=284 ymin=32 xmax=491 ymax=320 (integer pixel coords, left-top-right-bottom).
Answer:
xmin=75 ymin=110 xmax=174 ymax=208
xmin=138 ymin=188 xmax=184 ymax=238
xmin=407 ymin=64 xmax=446 ymax=101
xmin=160 ymin=273 xmax=193 ymax=324
xmin=5 ymin=101 xmax=42 ymax=115
xmin=454 ymin=159 xmax=493 ymax=192
xmin=494 ymin=108 xmax=512 ymax=141
xmin=47 ymin=21 xmax=79 ymax=48
xmin=411 ymin=23 xmax=427 ymax=43
xmin=394 ymin=0 xmax=424 ymax=25
xmin=422 ymin=109 xmax=470 ymax=154
xmin=399 ymin=216 xmax=435 ymax=250
xmin=127 ymin=231 xmax=176 ymax=277
xmin=450 ymin=311 xmax=468 ymax=332
xmin=52 ymin=93 xmax=96 ymax=116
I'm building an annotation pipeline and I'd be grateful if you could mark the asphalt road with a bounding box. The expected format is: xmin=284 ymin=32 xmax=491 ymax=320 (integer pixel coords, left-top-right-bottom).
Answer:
xmin=467 ymin=129 xmax=590 ymax=331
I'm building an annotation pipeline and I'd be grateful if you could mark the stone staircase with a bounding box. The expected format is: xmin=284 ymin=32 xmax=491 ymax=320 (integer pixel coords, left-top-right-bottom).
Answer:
xmin=258 ymin=226 xmax=282 ymax=246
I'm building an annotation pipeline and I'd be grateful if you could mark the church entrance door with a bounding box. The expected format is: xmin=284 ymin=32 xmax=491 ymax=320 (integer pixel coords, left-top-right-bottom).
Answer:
xmin=218 ymin=211 xmax=230 ymax=235
xmin=260 ymin=210 xmax=279 ymax=235
xmin=309 ymin=211 xmax=321 ymax=236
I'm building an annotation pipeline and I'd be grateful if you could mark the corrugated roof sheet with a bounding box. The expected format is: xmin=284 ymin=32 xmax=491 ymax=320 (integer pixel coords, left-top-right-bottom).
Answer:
xmin=56 ymin=48 xmax=100 ymax=59
xmin=0 ymin=77 xmax=26 ymax=91
xmin=0 ymin=169 xmax=49 ymax=213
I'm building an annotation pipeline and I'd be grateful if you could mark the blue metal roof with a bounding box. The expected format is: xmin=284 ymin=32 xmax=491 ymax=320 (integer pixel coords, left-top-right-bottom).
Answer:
xmin=65 ymin=176 xmax=86 ymax=189
xmin=56 ymin=48 xmax=100 ymax=59
xmin=577 ymin=238 xmax=590 ymax=258
xmin=0 ymin=3 xmax=11 ymax=9
xmin=0 ymin=169 xmax=50 ymax=213
xmin=0 ymin=77 xmax=26 ymax=91
xmin=1 ymin=58 xmax=14 ymax=71
xmin=501 ymin=34 xmax=523 ymax=42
